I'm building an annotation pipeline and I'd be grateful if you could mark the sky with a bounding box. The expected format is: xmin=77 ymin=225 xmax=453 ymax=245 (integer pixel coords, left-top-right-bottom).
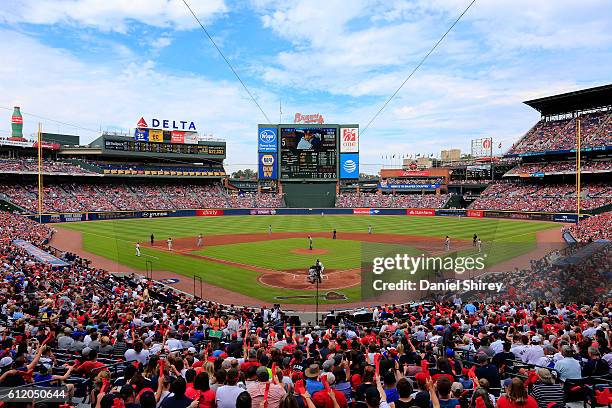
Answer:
xmin=0 ymin=0 xmax=611 ymax=174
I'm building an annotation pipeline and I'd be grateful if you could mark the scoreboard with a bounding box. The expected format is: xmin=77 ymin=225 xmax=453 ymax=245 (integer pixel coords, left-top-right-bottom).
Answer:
xmin=280 ymin=127 xmax=337 ymax=179
xmin=104 ymin=140 xmax=225 ymax=156
xmin=258 ymin=124 xmax=359 ymax=180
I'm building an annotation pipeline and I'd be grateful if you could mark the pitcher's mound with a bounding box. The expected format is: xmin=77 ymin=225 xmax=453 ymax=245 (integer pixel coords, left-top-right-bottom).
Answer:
xmin=291 ymin=248 xmax=329 ymax=255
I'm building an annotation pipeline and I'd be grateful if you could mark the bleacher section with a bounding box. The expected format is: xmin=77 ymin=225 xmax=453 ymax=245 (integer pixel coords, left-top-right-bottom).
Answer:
xmin=506 ymin=160 xmax=612 ymax=176
xmin=0 ymin=209 xmax=610 ymax=408
xmin=0 ymin=182 xmax=284 ymax=213
xmin=508 ymin=110 xmax=611 ymax=155
xmin=468 ymin=181 xmax=612 ymax=212
xmin=335 ymin=192 xmax=450 ymax=208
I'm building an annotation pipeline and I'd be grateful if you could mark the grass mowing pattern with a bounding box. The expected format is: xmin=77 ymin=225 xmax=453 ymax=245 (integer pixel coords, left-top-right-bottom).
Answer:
xmin=58 ymin=215 xmax=559 ymax=304
xmin=194 ymin=238 xmax=363 ymax=270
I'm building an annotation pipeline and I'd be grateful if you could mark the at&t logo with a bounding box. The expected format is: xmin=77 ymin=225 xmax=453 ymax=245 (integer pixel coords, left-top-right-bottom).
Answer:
xmin=343 ymin=159 xmax=357 ymax=173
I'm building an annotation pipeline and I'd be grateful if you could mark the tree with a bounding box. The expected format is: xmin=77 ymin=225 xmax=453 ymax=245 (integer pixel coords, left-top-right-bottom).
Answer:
xmin=231 ymin=169 xmax=257 ymax=179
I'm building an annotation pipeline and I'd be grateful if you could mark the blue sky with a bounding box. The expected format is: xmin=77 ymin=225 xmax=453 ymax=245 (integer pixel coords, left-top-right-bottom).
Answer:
xmin=0 ymin=0 xmax=611 ymax=173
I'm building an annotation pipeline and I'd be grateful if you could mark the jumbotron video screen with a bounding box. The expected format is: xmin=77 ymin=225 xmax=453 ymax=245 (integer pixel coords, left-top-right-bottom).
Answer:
xmin=280 ymin=127 xmax=337 ymax=179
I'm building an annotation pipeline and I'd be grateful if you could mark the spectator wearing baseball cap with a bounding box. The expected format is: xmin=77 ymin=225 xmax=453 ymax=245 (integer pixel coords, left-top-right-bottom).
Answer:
xmin=530 ymin=368 xmax=563 ymax=408
xmin=523 ymin=336 xmax=544 ymax=365
xmin=474 ymin=353 xmax=501 ymax=395
xmin=410 ymin=372 xmax=431 ymax=408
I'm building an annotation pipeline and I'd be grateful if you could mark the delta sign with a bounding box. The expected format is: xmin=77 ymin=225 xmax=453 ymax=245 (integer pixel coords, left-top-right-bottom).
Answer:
xmin=137 ymin=117 xmax=197 ymax=131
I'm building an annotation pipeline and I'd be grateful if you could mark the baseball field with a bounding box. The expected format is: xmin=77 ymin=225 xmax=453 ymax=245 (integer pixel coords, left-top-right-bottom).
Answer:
xmin=52 ymin=215 xmax=562 ymax=307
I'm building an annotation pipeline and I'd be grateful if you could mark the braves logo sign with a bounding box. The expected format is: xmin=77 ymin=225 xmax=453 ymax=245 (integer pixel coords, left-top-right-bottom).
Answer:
xmin=294 ymin=113 xmax=324 ymax=124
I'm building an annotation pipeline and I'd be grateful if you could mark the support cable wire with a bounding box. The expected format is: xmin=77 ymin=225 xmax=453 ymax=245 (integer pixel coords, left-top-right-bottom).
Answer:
xmin=181 ymin=0 xmax=272 ymax=123
xmin=361 ymin=0 xmax=476 ymax=135
xmin=0 ymin=106 xmax=100 ymax=134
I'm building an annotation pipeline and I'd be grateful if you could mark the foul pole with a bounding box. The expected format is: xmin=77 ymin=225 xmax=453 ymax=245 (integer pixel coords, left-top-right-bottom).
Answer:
xmin=37 ymin=123 xmax=43 ymax=223
xmin=576 ymin=119 xmax=581 ymax=218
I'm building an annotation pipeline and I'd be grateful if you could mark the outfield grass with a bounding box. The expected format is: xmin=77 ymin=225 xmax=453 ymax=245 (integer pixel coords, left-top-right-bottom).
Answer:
xmin=194 ymin=238 xmax=364 ymax=270
xmin=57 ymin=215 xmax=559 ymax=304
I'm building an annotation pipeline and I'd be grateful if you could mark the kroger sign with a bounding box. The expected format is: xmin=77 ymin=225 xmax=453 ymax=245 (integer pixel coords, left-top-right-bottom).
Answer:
xmin=258 ymin=127 xmax=278 ymax=152
xmin=137 ymin=117 xmax=197 ymax=131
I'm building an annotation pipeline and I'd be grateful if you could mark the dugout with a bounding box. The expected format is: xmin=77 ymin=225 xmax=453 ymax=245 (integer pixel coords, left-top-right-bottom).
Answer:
xmin=281 ymin=182 xmax=337 ymax=208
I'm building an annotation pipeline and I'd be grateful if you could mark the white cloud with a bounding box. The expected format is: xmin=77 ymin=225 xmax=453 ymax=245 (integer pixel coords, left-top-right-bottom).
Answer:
xmin=253 ymin=0 xmax=612 ymax=96
xmin=0 ymin=0 xmax=610 ymax=175
xmin=0 ymin=29 xmax=274 ymax=172
xmin=0 ymin=0 xmax=228 ymax=33
xmin=151 ymin=35 xmax=172 ymax=49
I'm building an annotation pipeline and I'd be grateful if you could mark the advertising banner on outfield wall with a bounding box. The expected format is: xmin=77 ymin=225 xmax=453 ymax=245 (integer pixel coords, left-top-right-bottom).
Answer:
xmin=258 ymin=127 xmax=278 ymax=153
xmin=250 ymin=209 xmax=277 ymax=215
xmin=466 ymin=209 xmax=484 ymax=218
xmin=258 ymin=153 xmax=278 ymax=179
xmin=141 ymin=211 xmax=174 ymax=218
xmin=553 ymin=214 xmax=578 ymax=222
xmin=340 ymin=127 xmax=359 ymax=152
xmin=483 ymin=210 xmax=554 ymax=221
xmin=196 ymin=209 xmax=224 ymax=216
xmin=353 ymin=208 xmax=371 ymax=215
xmin=96 ymin=211 xmax=138 ymax=220
xmin=406 ymin=208 xmax=435 ymax=216
xmin=380 ymin=183 xmax=440 ymax=190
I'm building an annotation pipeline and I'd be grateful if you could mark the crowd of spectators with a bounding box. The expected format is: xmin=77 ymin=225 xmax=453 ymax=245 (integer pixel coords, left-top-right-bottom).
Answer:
xmin=466 ymin=241 xmax=611 ymax=307
xmin=227 ymin=192 xmax=285 ymax=208
xmin=0 ymin=158 xmax=96 ymax=175
xmin=506 ymin=160 xmax=612 ymax=176
xmin=0 ymin=158 xmax=227 ymax=177
xmin=0 ymin=210 xmax=610 ymax=408
xmin=380 ymin=178 xmax=445 ymax=186
xmin=335 ymin=193 xmax=450 ymax=208
xmin=566 ymin=212 xmax=612 ymax=242
xmin=0 ymin=182 xmax=285 ymax=213
xmin=508 ymin=111 xmax=611 ymax=155
xmin=469 ymin=181 xmax=612 ymax=212
xmin=448 ymin=180 xmax=491 ymax=185
xmin=99 ymin=162 xmax=226 ymax=176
